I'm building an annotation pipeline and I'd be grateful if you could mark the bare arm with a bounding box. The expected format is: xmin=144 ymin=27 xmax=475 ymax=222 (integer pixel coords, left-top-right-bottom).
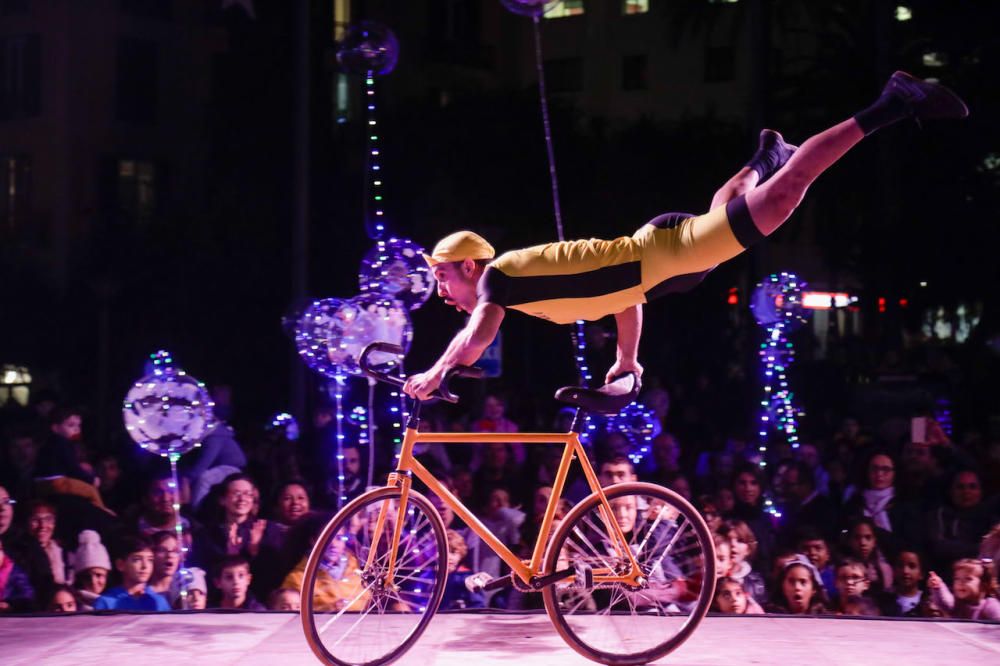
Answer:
xmin=605 ymin=303 xmax=644 ymax=385
xmin=404 ymin=302 xmax=505 ymax=399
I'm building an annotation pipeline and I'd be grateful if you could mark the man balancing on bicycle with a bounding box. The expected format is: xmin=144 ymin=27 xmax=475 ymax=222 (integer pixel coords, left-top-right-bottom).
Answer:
xmin=403 ymin=71 xmax=967 ymax=401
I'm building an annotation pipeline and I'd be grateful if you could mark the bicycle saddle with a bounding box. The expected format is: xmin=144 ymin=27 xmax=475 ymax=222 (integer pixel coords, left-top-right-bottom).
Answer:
xmin=553 ymin=372 xmax=641 ymax=415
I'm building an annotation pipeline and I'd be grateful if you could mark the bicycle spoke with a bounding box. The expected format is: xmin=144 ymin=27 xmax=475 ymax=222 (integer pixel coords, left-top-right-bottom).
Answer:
xmin=544 ymin=483 xmax=714 ymax=665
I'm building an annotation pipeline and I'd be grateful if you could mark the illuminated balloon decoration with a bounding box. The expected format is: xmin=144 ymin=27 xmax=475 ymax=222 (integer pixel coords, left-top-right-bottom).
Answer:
xmin=606 ymin=401 xmax=660 ymax=466
xmin=336 ymin=21 xmax=399 ymax=76
xmin=358 ymin=237 xmax=435 ymax=311
xmin=327 ymin=297 xmax=412 ymax=375
xmin=121 ymin=350 xmax=211 ymax=608
xmin=751 ymin=272 xmax=812 ymax=481
xmin=499 ymin=0 xmax=560 ymax=17
xmin=750 ymin=271 xmax=809 ymax=331
xmin=294 ymin=297 xmax=411 ymax=379
xmin=122 ymin=358 xmax=215 ymax=458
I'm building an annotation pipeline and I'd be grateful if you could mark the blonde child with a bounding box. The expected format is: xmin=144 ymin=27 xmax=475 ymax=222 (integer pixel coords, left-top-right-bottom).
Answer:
xmin=927 ymin=558 xmax=1000 ymax=620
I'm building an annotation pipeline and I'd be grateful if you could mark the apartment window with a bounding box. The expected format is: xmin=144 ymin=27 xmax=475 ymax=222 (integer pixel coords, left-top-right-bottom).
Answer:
xmin=704 ymin=45 xmax=734 ymax=82
xmin=544 ymin=57 xmax=583 ymax=93
xmin=115 ymin=38 xmax=158 ymax=123
xmin=0 ymin=34 xmax=41 ymax=120
xmin=117 ymin=159 xmax=157 ymax=224
xmin=622 ymin=54 xmax=647 ymax=90
xmin=545 ymin=1 xmax=584 ymax=19
xmin=335 ymin=72 xmax=350 ymax=124
xmin=622 ymin=0 xmax=648 ymax=14
xmin=0 ymin=155 xmax=30 ymax=233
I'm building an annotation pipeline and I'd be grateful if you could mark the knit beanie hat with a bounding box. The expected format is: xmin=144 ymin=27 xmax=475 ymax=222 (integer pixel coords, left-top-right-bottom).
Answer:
xmin=71 ymin=530 xmax=112 ymax=572
xmin=186 ymin=567 xmax=208 ymax=594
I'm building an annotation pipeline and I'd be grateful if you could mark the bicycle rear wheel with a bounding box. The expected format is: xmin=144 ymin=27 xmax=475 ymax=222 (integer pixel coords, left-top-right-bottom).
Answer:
xmin=542 ymin=482 xmax=716 ymax=665
xmin=300 ymin=487 xmax=448 ymax=666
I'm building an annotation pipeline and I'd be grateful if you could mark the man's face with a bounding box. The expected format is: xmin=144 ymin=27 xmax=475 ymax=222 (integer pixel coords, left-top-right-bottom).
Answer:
xmin=52 ymin=415 xmax=82 ymax=440
xmin=599 ymin=462 xmax=635 ymax=487
xmin=343 ymin=448 xmax=361 ymax=478
xmin=902 ymin=441 xmax=932 ymax=473
xmin=611 ymin=495 xmax=637 ymax=534
xmin=433 ymin=261 xmax=479 ymax=313
xmin=147 ymin=479 xmax=177 ymax=515
xmin=29 ymin=506 xmax=56 ymax=545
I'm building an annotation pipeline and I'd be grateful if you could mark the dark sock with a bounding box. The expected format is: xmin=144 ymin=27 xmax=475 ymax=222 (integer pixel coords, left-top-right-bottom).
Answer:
xmin=853 ymin=93 xmax=908 ymax=136
xmin=745 ymin=133 xmax=795 ymax=184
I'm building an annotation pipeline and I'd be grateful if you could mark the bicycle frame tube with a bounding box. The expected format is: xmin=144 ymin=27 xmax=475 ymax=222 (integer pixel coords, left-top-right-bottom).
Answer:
xmin=375 ymin=424 xmax=643 ymax=588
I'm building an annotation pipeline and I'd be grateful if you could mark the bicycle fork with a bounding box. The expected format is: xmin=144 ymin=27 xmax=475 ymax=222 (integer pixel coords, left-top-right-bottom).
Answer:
xmin=364 ymin=471 xmax=413 ymax=590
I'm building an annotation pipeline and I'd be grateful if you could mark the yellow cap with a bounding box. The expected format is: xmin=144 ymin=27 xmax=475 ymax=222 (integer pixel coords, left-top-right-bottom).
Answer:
xmin=423 ymin=231 xmax=495 ymax=267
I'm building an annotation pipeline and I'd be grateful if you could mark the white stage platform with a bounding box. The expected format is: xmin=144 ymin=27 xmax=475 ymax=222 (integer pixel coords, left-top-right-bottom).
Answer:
xmin=1 ymin=611 xmax=997 ymax=665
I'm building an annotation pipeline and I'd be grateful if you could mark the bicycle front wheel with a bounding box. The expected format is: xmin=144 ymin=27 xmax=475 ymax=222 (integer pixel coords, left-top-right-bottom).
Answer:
xmin=542 ymin=482 xmax=716 ymax=665
xmin=300 ymin=487 xmax=448 ymax=666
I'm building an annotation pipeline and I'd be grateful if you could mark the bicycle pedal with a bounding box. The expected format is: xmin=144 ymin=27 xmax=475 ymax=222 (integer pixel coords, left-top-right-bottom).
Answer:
xmin=573 ymin=561 xmax=594 ymax=590
xmin=464 ymin=571 xmax=495 ymax=593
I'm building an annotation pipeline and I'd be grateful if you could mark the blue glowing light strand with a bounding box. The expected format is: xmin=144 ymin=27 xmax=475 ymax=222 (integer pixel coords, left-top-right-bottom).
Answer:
xmin=751 ymin=272 xmax=811 ymax=520
xmin=364 ymin=70 xmax=386 ymax=240
xmin=333 ymin=375 xmax=347 ymax=508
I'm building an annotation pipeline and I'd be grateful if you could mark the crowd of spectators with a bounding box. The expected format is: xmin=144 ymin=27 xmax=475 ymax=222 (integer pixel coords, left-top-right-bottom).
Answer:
xmin=1 ymin=368 xmax=998 ymax=620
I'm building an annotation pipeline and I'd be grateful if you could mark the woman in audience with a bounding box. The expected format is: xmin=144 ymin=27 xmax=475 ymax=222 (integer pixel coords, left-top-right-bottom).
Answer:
xmin=728 ymin=464 xmax=775 ymax=568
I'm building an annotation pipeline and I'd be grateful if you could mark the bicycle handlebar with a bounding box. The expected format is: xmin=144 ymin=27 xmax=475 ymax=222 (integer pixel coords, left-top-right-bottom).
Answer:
xmin=358 ymin=341 xmax=484 ymax=403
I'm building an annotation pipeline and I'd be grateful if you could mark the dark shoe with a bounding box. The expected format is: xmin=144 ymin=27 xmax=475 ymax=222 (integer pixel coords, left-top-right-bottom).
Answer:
xmin=884 ymin=70 xmax=969 ymax=121
xmin=756 ymin=129 xmax=798 ymax=184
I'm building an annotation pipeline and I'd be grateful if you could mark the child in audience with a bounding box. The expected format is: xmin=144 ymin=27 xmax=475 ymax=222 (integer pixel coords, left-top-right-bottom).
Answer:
xmin=725 ymin=520 xmax=766 ymax=602
xmin=213 ymin=555 xmax=265 ymax=610
xmin=833 ymin=558 xmax=870 ymax=613
xmin=441 ymin=530 xmax=485 ymax=610
xmin=94 ymin=535 xmax=170 ymax=611
xmin=844 ymin=517 xmax=893 ymax=594
xmin=797 ymin=528 xmax=836 ymax=600
xmin=48 ymin=584 xmax=78 ymax=612
xmin=149 ymin=531 xmax=181 ymax=602
xmin=713 ymin=533 xmax=732 ymax=578
xmin=766 ymin=555 xmax=828 ymax=615
xmin=880 ymin=549 xmax=928 ymax=617
xmin=269 ymin=587 xmax=301 ymax=611
xmin=713 ymin=576 xmax=763 ymax=614
xmin=927 ymin=558 xmax=1000 ymax=620
xmin=174 ymin=567 xmax=207 ymax=610
xmin=69 ymin=529 xmax=111 ymax=611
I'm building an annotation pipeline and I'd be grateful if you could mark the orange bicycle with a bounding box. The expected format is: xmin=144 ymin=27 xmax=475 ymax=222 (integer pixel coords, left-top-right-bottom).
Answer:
xmin=300 ymin=342 xmax=716 ymax=666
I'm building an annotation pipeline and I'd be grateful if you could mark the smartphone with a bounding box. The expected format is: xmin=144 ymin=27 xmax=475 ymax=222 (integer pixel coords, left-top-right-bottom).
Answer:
xmin=911 ymin=417 xmax=928 ymax=444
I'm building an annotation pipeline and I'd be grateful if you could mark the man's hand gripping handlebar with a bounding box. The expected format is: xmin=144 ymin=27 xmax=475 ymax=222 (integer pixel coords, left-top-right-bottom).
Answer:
xmin=358 ymin=342 xmax=484 ymax=403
